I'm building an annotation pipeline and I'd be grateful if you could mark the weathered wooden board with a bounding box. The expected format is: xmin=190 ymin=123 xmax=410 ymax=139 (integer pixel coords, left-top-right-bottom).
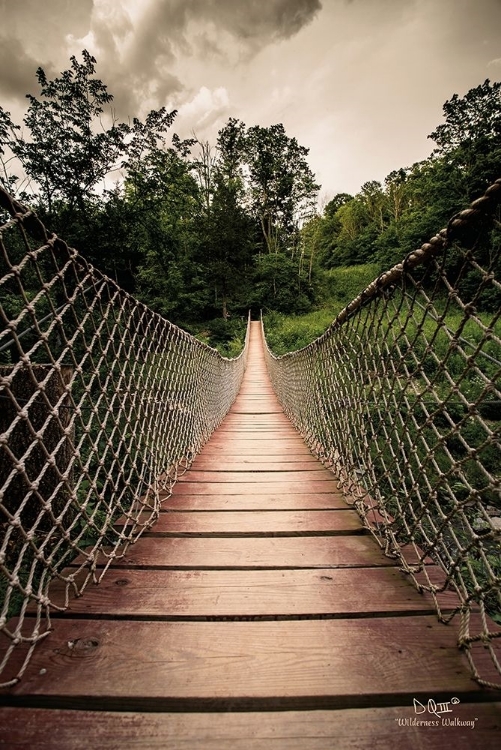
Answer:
xmin=46 ymin=567 xmax=459 ymax=617
xmin=190 ymin=458 xmax=320 ymax=471
xmin=173 ymin=481 xmax=341 ymax=495
xmin=233 ymin=395 xmax=277 ymax=400
xmin=211 ymin=431 xmax=300 ymax=440
xmin=218 ymin=424 xmax=293 ymax=431
xmin=2 ymin=704 xmax=500 ymax=750
xmin=74 ymin=536 xmax=399 ymax=569
xmin=2 ymin=617 xmax=486 ymax=710
xmin=223 ymin=411 xmax=289 ymax=419
xmin=178 ymin=470 xmax=335 ymax=483
xmin=159 ymin=493 xmax=348 ymax=511
xmin=193 ymin=451 xmax=317 ymax=462
xmin=137 ymin=510 xmax=362 ymax=535
xmin=221 ymin=421 xmax=291 ymax=428
xmin=231 ymin=407 xmax=281 ymax=412
xmin=200 ymin=443 xmax=313 ymax=456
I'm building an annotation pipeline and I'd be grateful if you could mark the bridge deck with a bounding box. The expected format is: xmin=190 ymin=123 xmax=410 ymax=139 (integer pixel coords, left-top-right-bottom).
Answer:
xmin=1 ymin=322 xmax=500 ymax=747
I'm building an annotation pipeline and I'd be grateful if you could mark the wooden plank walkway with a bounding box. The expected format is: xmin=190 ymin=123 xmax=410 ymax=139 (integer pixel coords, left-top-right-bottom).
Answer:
xmin=1 ymin=322 xmax=500 ymax=748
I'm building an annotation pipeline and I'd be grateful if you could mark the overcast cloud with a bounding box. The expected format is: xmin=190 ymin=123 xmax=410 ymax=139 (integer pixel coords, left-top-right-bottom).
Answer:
xmin=0 ymin=0 xmax=500 ymax=198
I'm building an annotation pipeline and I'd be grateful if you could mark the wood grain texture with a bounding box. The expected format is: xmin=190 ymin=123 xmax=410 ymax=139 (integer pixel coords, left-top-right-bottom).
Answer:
xmin=177 ymin=470 xmax=335 ymax=483
xmin=2 ymin=617 xmax=488 ymax=710
xmin=2 ymin=705 xmax=500 ymax=750
xmin=190 ymin=459 xmax=321 ymax=471
xmin=46 ymin=567 xmax=460 ymax=618
xmin=72 ymin=536 xmax=413 ymax=570
xmin=173 ymin=481 xmax=341 ymax=495
xmin=200 ymin=444 xmax=314 ymax=455
xmin=158 ymin=493 xmax=348 ymax=511
xmin=134 ymin=509 xmax=362 ymax=535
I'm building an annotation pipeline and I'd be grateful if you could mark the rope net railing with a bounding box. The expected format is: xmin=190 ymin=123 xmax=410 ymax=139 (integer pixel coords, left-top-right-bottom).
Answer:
xmin=263 ymin=179 xmax=501 ymax=689
xmin=0 ymin=187 xmax=249 ymax=687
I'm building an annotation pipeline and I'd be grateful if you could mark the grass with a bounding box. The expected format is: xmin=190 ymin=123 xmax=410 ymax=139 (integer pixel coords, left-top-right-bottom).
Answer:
xmin=263 ymin=264 xmax=380 ymax=354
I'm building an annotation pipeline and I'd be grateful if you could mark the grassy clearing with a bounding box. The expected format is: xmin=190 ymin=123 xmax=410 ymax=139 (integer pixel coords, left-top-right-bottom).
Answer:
xmin=263 ymin=264 xmax=380 ymax=354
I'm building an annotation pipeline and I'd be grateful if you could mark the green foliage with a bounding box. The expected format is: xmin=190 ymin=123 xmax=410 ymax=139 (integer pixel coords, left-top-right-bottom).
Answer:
xmin=3 ymin=51 xmax=175 ymax=215
xmin=187 ymin=317 xmax=247 ymax=357
xmin=252 ymin=253 xmax=320 ymax=315
xmin=262 ymin=264 xmax=380 ymax=353
xmin=2 ymin=53 xmax=500 ymax=330
xmin=263 ymin=308 xmax=342 ymax=354
xmin=429 ymin=79 xmax=501 ymax=156
xmin=243 ymin=122 xmax=319 ymax=254
xmin=303 ymin=79 xmax=501 ymax=275
xmin=323 ymin=264 xmax=380 ymax=304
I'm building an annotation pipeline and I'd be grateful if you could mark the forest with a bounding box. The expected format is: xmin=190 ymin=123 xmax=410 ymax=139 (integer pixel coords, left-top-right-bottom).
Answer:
xmin=1 ymin=51 xmax=500 ymax=353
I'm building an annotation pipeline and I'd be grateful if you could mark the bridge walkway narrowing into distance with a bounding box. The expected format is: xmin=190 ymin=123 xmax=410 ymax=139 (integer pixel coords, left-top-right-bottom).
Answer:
xmin=1 ymin=322 xmax=500 ymax=748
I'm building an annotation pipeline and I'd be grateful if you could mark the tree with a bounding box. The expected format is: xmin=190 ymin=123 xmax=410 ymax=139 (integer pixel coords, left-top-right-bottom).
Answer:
xmin=1 ymin=51 xmax=176 ymax=219
xmin=216 ymin=117 xmax=247 ymax=183
xmin=324 ymin=193 xmax=353 ymax=218
xmin=0 ymin=108 xmax=20 ymax=193
xmin=0 ymin=51 xmax=187 ymax=289
xmin=384 ymin=169 xmax=410 ymax=223
xmin=428 ymin=79 xmax=501 ymax=200
xmin=198 ymin=172 xmax=255 ymax=318
xmin=252 ymin=252 xmax=318 ymax=314
xmin=127 ymin=147 xmax=205 ymax=320
xmin=429 ymin=79 xmax=501 ymax=153
xmin=359 ymin=181 xmax=386 ymax=232
xmin=243 ymin=123 xmax=319 ymax=255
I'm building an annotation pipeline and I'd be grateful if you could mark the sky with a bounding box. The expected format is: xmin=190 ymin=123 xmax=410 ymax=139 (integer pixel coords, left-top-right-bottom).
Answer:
xmin=0 ymin=0 xmax=500 ymax=202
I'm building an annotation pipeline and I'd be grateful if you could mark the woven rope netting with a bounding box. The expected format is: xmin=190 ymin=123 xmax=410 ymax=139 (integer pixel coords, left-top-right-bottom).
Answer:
xmin=0 ymin=187 xmax=249 ymax=686
xmin=263 ymin=179 xmax=501 ymax=688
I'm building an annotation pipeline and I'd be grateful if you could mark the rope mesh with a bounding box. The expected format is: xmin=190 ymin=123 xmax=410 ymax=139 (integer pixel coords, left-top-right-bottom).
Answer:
xmin=0 ymin=187 xmax=249 ymax=686
xmin=263 ymin=179 xmax=501 ymax=688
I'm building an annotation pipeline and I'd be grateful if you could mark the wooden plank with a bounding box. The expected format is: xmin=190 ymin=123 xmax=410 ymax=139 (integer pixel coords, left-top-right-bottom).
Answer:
xmin=173 ymin=481 xmax=341 ymax=495
xmin=195 ymin=452 xmax=316 ymax=463
xmin=219 ymin=422 xmax=291 ymax=429
xmin=2 ymin=617 xmax=488 ymax=710
xmin=216 ymin=426 xmax=294 ymax=432
xmin=74 ymin=536 xmax=399 ymax=569
xmin=234 ymin=392 xmax=276 ymax=396
xmin=46 ymin=567 xmax=459 ymax=617
xmin=212 ymin=432 xmax=299 ymax=439
xmin=135 ymin=509 xmax=362 ymax=535
xmin=2 ymin=704 xmax=500 ymax=750
xmin=223 ymin=411 xmax=289 ymax=418
xmin=200 ymin=444 xmax=313 ymax=456
xmin=159 ymin=494 xmax=349 ymax=511
xmin=230 ymin=407 xmax=284 ymax=413
xmin=224 ymin=402 xmax=283 ymax=406
xmin=178 ymin=470 xmax=335 ymax=483
xmin=191 ymin=458 xmax=320 ymax=470
xmin=220 ymin=422 xmax=291 ymax=428
xmin=205 ymin=443 xmax=310 ymax=452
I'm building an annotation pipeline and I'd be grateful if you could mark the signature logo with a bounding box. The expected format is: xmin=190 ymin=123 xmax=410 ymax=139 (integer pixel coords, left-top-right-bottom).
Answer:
xmin=395 ymin=697 xmax=478 ymax=729
xmin=413 ymin=696 xmax=460 ymax=717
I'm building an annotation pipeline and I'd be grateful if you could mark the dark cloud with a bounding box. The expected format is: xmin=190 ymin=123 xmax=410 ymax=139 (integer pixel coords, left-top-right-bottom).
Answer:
xmin=137 ymin=0 xmax=323 ymax=48
xmin=95 ymin=0 xmax=322 ymax=114
xmin=0 ymin=0 xmax=93 ymax=102
xmin=201 ymin=0 xmax=323 ymax=42
xmin=0 ymin=0 xmax=322 ymax=115
xmin=0 ymin=37 xmax=52 ymax=100
xmin=0 ymin=0 xmax=93 ymax=33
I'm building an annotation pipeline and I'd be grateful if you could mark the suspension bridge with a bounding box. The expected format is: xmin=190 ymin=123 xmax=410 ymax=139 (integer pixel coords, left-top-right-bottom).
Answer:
xmin=0 ymin=183 xmax=501 ymax=746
